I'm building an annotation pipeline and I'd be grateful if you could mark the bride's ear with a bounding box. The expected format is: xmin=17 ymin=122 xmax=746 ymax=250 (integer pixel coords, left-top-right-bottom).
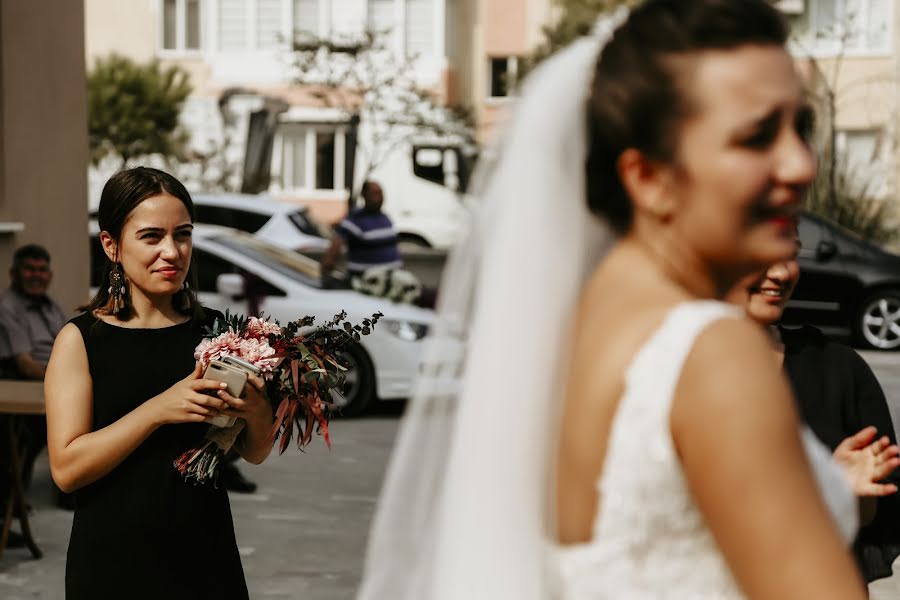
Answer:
xmin=617 ymin=148 xmax=676 ymax=222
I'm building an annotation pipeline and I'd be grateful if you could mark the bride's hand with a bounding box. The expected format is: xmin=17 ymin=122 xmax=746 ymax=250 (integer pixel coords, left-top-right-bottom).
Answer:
xmin=832 ymin=426 xmax=900 ymax=497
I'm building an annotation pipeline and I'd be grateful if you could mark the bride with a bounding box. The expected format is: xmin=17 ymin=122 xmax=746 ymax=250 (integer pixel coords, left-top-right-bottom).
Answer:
xmin=358 ymin=1 xmax=866 ymax=598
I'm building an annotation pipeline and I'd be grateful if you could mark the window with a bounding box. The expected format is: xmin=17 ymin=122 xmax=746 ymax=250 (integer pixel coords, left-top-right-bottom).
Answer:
xmin=193 ymin=248 xmax=286 ymax=296
xmin=489 ymin=57 xmax=518 ymax=98
xmin=161 ymin=0 xmax=202 ymax=52
xmin=257 ymin=0 xmax=283 ymax=49
xmin=288 ymin=210 xmax=331 ymax=238
xmin=193 ymin=205 xmax=272 ymax=233
xmin=212 ymin=235 xmax=322 ymax=289
xmin=218 ymin=0 xmax=247 ymax=50
xmin=294 ymin=0 xmax=320 ymax=36
xmin=797 ymin=217 xmax=825 ymax=259
xmin=836 ymin=129 xmax=889 ymax=197
xmin=278 ymin=124 xmax=352 ymax=192
xmin=405 ymin=0 xmax=433 ymax=56
xmin=788 ymin=0 xmax=892 ymax=54
xmin=368 ymin=0 xmax=394 ymax=34
xmin=315 ymin=132 xmax=335 ymax=190
xmin=217 ymin=0 xmax=289 ymax=51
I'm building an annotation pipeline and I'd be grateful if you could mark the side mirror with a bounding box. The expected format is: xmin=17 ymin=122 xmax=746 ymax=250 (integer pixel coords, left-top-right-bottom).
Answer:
xmin=816 ymin=240 xmax=838 ymax=261
xmin=215 ymin=273 xmax=245 ymax=298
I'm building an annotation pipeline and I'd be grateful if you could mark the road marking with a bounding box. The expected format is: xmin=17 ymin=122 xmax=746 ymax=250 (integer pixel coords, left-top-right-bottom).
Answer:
xmin=330 ymin=494 xmax=377 ymax=503
xmin=228 ymin=493 xmax=271 ymax=502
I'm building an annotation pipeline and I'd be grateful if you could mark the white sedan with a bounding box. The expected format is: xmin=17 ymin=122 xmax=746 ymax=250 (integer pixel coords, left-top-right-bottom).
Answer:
xmin=88 ymin=223 xmax=433 ymax=416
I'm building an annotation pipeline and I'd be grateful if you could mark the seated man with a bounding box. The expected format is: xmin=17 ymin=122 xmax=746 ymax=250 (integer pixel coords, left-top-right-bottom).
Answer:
xmin=0 ymin=244 xmax=70 ymax=516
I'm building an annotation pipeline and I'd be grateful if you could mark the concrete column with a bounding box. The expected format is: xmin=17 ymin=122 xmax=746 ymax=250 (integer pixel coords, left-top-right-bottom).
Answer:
xmin=0 ymin=0 xmax=90 ymax=313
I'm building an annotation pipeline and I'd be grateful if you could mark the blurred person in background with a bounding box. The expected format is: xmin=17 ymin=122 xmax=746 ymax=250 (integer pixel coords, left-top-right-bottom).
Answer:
xmin=0 ymin=244 xmax=72 ymax=526
xmin=321 ymin=180 xmax=402 ymax=278
xmin=728 ymin=243 xmax=900 ymax=585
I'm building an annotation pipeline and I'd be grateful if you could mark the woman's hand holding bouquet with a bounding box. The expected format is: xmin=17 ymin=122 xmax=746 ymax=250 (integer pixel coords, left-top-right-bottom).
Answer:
xmin=174 ymin=310 xmax=382 ymax=484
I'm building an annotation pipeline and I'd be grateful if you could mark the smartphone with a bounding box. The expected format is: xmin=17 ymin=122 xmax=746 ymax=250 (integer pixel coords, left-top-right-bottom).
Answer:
xmin=203 ymin=359 xmax=250 ymax=428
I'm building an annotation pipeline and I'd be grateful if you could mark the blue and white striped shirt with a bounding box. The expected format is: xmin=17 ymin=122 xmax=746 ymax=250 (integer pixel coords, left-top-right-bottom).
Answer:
xmin=337 ymin=209 xmax=402 ymax=273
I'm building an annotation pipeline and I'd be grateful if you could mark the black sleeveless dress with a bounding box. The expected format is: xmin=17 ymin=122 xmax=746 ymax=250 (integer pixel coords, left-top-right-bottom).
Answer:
xmin=65 ymin=310 xmax=249 ymax=600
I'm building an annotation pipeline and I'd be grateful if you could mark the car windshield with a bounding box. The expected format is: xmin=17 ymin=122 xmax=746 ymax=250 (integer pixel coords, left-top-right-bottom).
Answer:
xmin=210 ymin=232 xmax=324 ymax=288
xmin=288 ymin=210 xmax=332 ymax=239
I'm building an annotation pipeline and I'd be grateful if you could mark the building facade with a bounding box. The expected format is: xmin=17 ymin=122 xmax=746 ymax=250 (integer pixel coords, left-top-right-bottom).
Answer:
xmin=448 ymin=0 xmax=554 ymax=143
xmin=780 ymin=0 xmax=900 ymax=201
xmin=0 ymin=1 xmax=89 ymax=313
xmin=85 ymin=0 xmax=463 ymax=224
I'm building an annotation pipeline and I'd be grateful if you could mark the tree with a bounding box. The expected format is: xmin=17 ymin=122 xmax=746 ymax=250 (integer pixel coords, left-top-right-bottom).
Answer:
xmin=521 ymin=0 xmax=636 ymax=78
xmin=796 ymin=23 xmax=898 ymax=243
xmin=87 ymin=54 xmax=192 ymax=169
xmin=285 ymin=28 xmax=475 ymax=210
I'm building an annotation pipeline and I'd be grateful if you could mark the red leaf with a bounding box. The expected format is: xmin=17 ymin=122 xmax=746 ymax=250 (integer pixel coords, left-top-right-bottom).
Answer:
xmin=279 ymin=401 xmax=298 ymax=454
xmin=291 ymin=359 xmax=300 ymax=395
xmin=268 ymin=398 xmax=290 ymax=446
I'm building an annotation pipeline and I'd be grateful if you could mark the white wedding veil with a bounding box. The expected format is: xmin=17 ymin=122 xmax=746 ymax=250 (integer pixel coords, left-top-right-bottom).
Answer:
xmin=357 ymin=17 xmax=624 ymax=600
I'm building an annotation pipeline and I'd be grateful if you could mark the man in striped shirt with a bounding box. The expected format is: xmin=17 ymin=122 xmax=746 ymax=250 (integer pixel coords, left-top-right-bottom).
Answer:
xmin=322 ymin=180 xmax=402 ymax=277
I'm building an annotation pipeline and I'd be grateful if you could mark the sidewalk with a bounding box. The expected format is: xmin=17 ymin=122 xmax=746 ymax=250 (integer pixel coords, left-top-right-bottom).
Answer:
xmin=0 ymin=415 xmax=399 ymax=600
xmin=2 ymin=399 xmax=900 ymax=598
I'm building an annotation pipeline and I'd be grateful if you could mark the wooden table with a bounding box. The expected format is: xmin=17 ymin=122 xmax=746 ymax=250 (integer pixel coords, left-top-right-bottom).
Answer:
xmin=0 ymin=380 xmax=44 ymax=559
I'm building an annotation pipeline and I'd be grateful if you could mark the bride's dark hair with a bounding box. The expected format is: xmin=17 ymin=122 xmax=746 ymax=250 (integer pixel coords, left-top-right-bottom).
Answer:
xmin=585 ymin=0 xmax=790 ymax=233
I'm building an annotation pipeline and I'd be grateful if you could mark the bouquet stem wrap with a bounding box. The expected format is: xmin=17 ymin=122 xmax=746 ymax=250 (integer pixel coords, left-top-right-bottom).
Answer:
xmin=174 ymin=419 xmax=246 ymax=485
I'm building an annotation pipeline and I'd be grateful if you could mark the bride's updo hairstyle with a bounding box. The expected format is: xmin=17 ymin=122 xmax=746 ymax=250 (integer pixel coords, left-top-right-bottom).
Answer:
xmin=585 ymin=0 xmax=789 ymax=233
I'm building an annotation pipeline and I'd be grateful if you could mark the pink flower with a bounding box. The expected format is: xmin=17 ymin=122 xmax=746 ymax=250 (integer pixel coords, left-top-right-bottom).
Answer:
xmin=195 ymin=332 xmax=281 ymax=379
xmin=234 ymin=337 xmax=281 ymax=377
xmin=194 ymin=330 xmax=242 ymax=368
xmin=245 ymin=316 xmax=282 ymax=340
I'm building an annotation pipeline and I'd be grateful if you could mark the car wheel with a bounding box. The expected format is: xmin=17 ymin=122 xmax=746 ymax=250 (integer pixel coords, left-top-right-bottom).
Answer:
xmin=857 ymin=289 xmax=900 ymax=350
xmin=331 ymin=342 xmax=376 ymax=417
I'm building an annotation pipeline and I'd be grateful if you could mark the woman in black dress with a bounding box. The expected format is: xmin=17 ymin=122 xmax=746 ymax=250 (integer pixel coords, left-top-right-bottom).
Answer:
xmin=45 ymin=167 xmax=274 ymax=599
xmin=729 ymin=248 xmax=900 ymax=584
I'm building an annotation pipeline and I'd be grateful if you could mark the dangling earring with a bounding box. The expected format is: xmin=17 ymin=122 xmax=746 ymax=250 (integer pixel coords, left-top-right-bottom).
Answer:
xmin=179 ymin=281 xmax=191 ymax=311
xmin=108 ymin=263 xmax=127 ymax=314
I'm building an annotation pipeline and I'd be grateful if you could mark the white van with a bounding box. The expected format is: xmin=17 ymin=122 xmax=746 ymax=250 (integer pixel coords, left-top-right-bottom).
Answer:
xmin=364 ymin=139 xmax=477 ymax=250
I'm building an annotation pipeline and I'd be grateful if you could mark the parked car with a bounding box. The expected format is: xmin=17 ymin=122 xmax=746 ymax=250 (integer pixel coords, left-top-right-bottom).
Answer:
xmin=91 ymin=193 xmax=333 ymax=252
xmin=88 ymin=222 xmax=433 ymax=415
xmin=783 ymin=212 xmax=900 ymax=350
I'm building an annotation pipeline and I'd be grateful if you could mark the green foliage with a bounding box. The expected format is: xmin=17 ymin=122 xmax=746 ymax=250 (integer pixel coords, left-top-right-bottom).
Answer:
xmin=87 ymin=53 xmax=192 ymax=167
xmin=799 ymin=31 xmax=898 ymax=244
xmin=521 ymin=0 xmax=636 ymax=79
xmin=804 ymin=146 xmax=896 ymax=244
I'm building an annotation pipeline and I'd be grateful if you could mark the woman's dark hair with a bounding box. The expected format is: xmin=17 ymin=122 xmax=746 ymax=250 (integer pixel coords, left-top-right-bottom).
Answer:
xmin=586 ymin=0 xmax=789 ymax=233
xmin=81 ymin=166 xmax=203 ymax=321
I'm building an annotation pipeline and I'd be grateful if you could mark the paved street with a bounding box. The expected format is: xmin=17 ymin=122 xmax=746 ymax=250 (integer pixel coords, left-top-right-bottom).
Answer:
xmin=3 ymin=354 xmax=900 ymax=599
xmin=0 ymin=402 xmax=404 ymax=600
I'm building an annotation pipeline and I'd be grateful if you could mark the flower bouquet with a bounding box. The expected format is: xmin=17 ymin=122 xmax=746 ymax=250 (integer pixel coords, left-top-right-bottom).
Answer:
xmin=173 ymin=310 xmax=382 ymax=484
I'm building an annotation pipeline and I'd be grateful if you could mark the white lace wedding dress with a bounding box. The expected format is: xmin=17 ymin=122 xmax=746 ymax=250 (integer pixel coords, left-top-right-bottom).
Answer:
xmin=552 ymin=301 xmax=859 ymax=599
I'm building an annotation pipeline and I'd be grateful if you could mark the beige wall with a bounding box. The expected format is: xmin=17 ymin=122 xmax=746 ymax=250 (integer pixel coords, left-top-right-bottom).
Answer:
xmin=460 ymin=0 xmax=553 ymax=141
xmin=524 ymin=0 xmax=554 ymax=48
xmin=798 ymin=56 xmax=898 ymax=131
xmin=0 ymin=0 xmax=90 ymax=313
xmin=485 ymin=0 xmax=528 ymax=56
xmin=85 ymin=0 xmax=156 ymax=66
